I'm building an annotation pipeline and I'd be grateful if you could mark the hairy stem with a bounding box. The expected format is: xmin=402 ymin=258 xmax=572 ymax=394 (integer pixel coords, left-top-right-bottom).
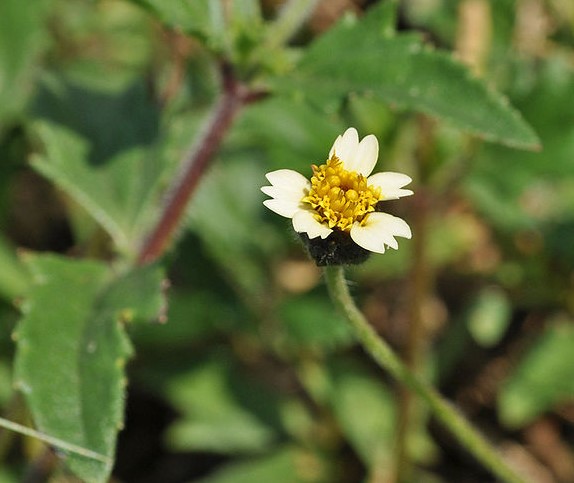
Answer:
xmin=137 ymin=63 xmax=255 ymax=265
xmin=324 ymin=266 xmax=524 ymax=483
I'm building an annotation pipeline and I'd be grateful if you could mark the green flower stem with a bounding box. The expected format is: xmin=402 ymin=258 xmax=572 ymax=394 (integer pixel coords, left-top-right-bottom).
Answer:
xmin=324 ymin=266 xmax=524 ymax=483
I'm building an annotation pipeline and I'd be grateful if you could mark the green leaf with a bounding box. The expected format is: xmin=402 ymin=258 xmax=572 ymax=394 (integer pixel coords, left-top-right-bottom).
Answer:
xmin=327 ymin=361 xmax=395 ymax=467
xmin=275 ymin=2 xmax=540 ymax=149
xmin=198 ymin=447 xmax=315 ymax=483
xmin=0 ymin=0 xmax=46 ymax=128
xmin=279 ymin=295 xmax=353 ymax=351
xmin=187 ymin=156 xmax=273 ymax=299
xmin=165 ymin=354 xmax=278 ymax=454
xmin=233 ymin=98 xmax=345 ymax=173
xmin=498 ymin=318 xmax=574 ymax=428
xmin=0 ymin=236 xmax=29 ymax=301
xmin=13 ymin=254 xmax=164 ymax=482
xmin=131 ymin=0 xmax=225 ymax=44
xmin=466 ymin=57 xmax=574 ymax=232
xmin=467 ymin=287 xmax=511 ymax=347
xmin=31 ymin=117 xmax=163 ymax=254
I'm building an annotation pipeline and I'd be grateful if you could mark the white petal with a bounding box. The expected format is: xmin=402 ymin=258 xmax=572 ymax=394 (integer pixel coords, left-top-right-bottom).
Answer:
xmin=263 ymin=198 xmax=302 ymax=218
xmin=264 ymin=169 xmax=310 ymax=193
xmin=328 ymin=128 xmax=358 ymax=165
xmin=292 ymin=210 xmax=332 ymax=239
xmin=262 ymin=169 xmax=310 ymax=218
xmin=346 ymin=134 xmax=379 ymax=176
xmin=261 ymin=185 xmax=305 ymax=202
xmin=367 ymin=172 xmax=414 ymax=200
xmin=350 ymin=212 xmax=412 ymax=254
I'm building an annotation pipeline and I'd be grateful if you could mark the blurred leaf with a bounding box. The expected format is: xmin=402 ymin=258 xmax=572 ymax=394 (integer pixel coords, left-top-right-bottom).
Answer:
xmin=33 ymin=78 xmax=160 ymax=166
xmin=0 ymin=0 xmax=45 ymax=128
xmin=13 ymin=254 xmax=164 ymax=482
xmin=0 ymin=237 xmax=29 ymax=301
xmin=31 ymin=118 xmax=163 ymax=254
xmin=467 ymin=57 xmax=574 ymax=231
xmin=43 ymin=0 xmax=154 ymax=93
xmin=198 ymin=447 xmax=317 ymax=483
xmin=327 ymin=361 xmax=395 ymax=467
xmin=0 ymin=363 xmax=11 ymax=407
xmin=275 ymin=2 xmax=539 ymax=149
xmin=132 ymin=0 xmax=225 ymax=45
xmin=280 ymin=295 xmax=353 ymax=351
xmin=187 ymin=155 xmax=274 ymax=299
xmin=233 ymin=98 xmax=344 ymax=173
xmin=0 ymin=469 xmax=18 ymax=483
xmin=132 ymin=289 xmax=238 ymax=349
xmin=498 ymin=318 xmax=574 ymax=428
xmin=165 ymin=354 xmax=278 ymax=454
xmin=467 ymin=287 xmax=512 ymax=347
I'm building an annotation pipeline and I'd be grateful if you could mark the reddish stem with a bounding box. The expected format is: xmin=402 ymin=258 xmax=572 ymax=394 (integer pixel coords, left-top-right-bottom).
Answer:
xmin=137 ymin=63 xmax=260 ymax=265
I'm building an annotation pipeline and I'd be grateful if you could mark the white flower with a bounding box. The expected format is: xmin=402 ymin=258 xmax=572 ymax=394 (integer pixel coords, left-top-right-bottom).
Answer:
xmin=261 ymin=127 xmax=413 ymax=254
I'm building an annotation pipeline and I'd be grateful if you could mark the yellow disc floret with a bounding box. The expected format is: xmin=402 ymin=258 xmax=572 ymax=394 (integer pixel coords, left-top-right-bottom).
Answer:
xmin=302 ymin=156 xmax=382 ymax=232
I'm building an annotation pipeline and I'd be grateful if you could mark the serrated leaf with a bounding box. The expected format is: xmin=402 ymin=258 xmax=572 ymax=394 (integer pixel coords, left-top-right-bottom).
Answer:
xmin=275 ymin=2 xmax=539 ymax=149
xmin=498 ymin=319 xmax=574 ymax=429
xmin=13 ymin=254 xmax=165 ymax=482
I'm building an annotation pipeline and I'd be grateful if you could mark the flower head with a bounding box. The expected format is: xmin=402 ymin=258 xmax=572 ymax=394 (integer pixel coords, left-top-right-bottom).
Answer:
xmin=262 ymin=128 xmax=413 ymax=265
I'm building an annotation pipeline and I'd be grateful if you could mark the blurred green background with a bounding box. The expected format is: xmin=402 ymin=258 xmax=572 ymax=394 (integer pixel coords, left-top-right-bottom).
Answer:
xmin=1 ymin=0 xmax=574 ymax=481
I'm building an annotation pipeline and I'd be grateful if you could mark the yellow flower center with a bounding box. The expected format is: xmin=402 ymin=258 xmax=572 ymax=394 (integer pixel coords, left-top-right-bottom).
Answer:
xmin=302 ymin=156 xmax=382 ymax=233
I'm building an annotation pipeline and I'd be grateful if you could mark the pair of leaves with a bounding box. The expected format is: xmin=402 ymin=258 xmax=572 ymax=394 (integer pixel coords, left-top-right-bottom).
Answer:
xmin=13 ymin=254 xmax=164 ymax=482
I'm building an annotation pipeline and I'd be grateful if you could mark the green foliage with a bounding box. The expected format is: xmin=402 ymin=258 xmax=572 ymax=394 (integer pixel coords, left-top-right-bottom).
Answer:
xmin=0 ymin=237 xmax=29 ymax=301
xmin=131 ymin=0 xmax=224 ymax=40
xmin=164 ymin=353 xmax=279 ymax=454
xmin=1 ymin=0 xmax=572 ymax=481
xmin=0 ymin=0 xmax=46 ymax=129
xmin=13 ymin=254 xmax=164 ymax=482
xmin=198 ymin=447 xmax=313 ymax=483
xmin=467 ymin=287 xmax=512 ymax=348
xmin=31 ymin=119 xmax=163 ymax=254
xmin=498 ymin=319 xmax=574 ymax=429
xmin=274 ymin=2 xmax=540 ymax=149
xmin=327 ymin=361 xmax=395 ymax=467
xmin=280 ymin=295 xmax=353 ymax=350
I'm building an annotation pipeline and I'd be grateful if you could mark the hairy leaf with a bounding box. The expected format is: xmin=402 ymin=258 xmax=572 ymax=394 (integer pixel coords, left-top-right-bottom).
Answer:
xmin=13 ymin=254 xmax=164 ymax=482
